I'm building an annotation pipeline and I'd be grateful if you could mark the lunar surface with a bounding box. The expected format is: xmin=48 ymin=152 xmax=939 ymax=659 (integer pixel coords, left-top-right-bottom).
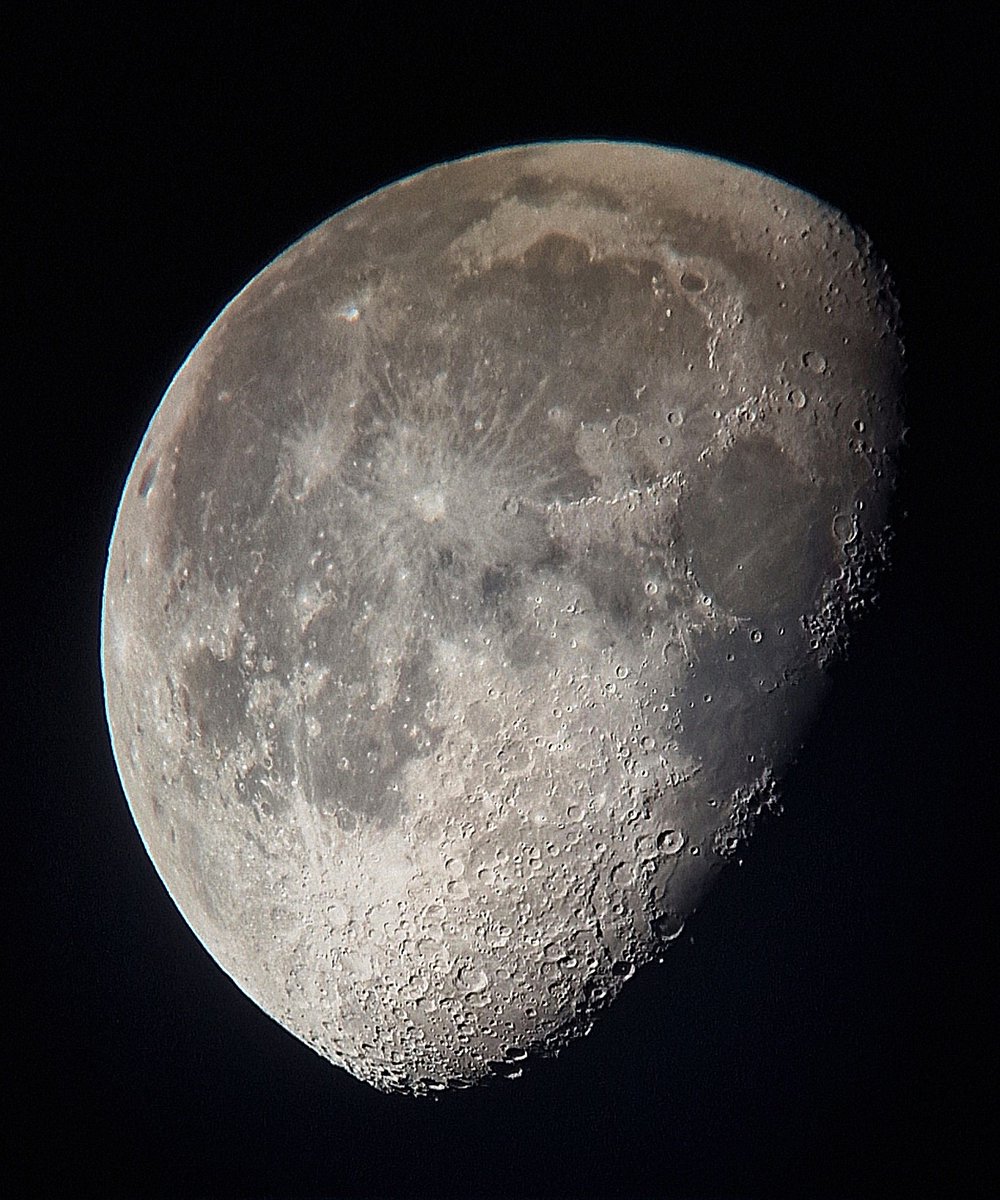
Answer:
xmin=102 ymin=141 xmax=904 ymax=1093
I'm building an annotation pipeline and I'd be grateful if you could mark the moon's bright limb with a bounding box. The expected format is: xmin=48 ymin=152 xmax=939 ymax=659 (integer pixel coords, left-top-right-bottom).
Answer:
xmin=102 ymin=142 xmax=904 ymax=1093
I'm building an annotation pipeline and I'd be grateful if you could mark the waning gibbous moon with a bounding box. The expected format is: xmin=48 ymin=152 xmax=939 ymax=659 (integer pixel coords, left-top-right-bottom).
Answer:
xmin=101 ymin=141 xmax=904 ymax=1093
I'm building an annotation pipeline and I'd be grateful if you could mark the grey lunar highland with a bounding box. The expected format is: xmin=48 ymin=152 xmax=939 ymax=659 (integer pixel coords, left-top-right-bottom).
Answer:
xmin=102 ymin=141 xmax=904 ymax=1092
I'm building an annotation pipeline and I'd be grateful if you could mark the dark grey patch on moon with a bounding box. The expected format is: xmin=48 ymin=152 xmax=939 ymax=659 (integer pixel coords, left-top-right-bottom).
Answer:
xmin=508 ymin=173 xmax=629 ymax=213
xmin=680 ymin=436 xmax=835 ymax=618
xmin=102 ymin=141 xmax=904 ymax=1094
xmin=137 ymin=458 xmax=158 ymax=498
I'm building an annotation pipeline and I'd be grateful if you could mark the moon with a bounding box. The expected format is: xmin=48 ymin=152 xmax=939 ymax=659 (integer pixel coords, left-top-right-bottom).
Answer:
xmin=101 ymin=141 xmax=904 ymax=1093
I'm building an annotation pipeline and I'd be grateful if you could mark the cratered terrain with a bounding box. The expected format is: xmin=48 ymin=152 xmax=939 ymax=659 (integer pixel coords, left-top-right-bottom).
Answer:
xmin=102 ymin=141 xmax=904 ymax=1093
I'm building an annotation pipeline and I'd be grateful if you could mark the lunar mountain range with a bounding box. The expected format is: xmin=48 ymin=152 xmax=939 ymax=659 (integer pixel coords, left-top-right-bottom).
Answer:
xmin=102 ymin=141 xmax=904 ymax=1093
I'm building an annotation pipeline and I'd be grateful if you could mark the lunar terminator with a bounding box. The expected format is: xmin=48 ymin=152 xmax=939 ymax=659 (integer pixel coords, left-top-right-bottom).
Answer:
xmin=102 ymin=141 xmax=904 ymax=1092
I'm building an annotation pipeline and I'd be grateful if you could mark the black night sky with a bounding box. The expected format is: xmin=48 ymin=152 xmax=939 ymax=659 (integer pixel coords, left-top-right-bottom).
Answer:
xmin=8 ymin=6 xmax=995 ymax=1199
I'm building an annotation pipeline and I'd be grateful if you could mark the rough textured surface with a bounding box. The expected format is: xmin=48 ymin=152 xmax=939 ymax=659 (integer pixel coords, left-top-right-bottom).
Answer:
xmin=102 ymin=141 xmax=904 ymax=1093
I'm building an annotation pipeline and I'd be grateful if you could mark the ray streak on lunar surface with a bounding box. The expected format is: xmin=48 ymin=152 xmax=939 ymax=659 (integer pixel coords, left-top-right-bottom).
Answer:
xmin=102 ymin=141 xmax=904 ymax=1092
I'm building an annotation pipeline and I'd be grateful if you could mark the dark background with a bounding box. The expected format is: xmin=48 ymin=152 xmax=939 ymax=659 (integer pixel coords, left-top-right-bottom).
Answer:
xmin=8 ymin=5 xmax=995 ymax=1198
